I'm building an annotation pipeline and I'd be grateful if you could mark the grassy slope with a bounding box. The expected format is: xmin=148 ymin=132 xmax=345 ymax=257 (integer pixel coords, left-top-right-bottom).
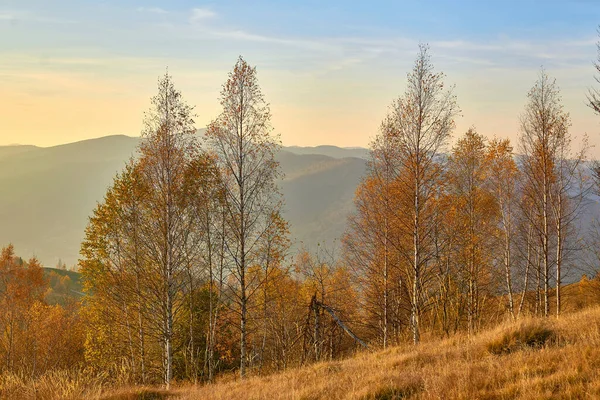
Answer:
xmin=180 ymin=306 xmax=600 ymax=400
xmin=4 ymin=298 xmax=600 ymax=399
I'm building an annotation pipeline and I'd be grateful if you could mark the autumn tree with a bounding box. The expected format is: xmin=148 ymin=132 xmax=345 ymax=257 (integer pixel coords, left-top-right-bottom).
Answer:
xmin=550 ymin=122 xmax=587 ymax=317
xmin=431 ymin=187 xmax=464 ymax=335
xmin=23 ymin=300 xmax=84 ymax=377
xmin=0 ymin=245 xmax=83 ymax=377
xmin=296 ymin=247 xmax=336 ymax=362
xmin=487 ymin=138 xmax=520 ymax=319
xmin=445 ymin=128 xmax=498 ymax=334
xmin=258 ymin=269 xmax=305 ymax=370
xmin=0 ymin=245 xmax=47 ymax=373
xmin=519 ymin=70 xmax=574 ymax=317
xmin=184 ymin=154 xmax=227 ymax=382
xmin=344 ymin=137 xmax=408 ymax=347
xmin=380 ymin=44 xmax=459 ymax=343
xmin=81 ymin=164 xmax=152 ymax=382
xmin=130 ymin=73 xmax=201 ymax=386
xmin=252 ymin=212 xmax=291 ymax=369
xmin=205 ymin=56 xmax=285 ymax=377
xmin=81 ymin=72 xmax=224 ymax=387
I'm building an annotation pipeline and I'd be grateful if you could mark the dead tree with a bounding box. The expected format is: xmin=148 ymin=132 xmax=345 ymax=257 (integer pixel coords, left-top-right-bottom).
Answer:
xmin=302 ymin=294 xmax=368 ymax=362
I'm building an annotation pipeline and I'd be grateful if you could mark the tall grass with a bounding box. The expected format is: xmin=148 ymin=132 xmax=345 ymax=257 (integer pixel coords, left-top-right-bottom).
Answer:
xmin=0 ymin=369 xmax=181 ymax=400
xmin=4 ymin=306 xmax=600 ymax=399
xmin=0 ymin=370 xmax=106 ymax=399
xmin=182 ymin=307 xmax=600 ymax=399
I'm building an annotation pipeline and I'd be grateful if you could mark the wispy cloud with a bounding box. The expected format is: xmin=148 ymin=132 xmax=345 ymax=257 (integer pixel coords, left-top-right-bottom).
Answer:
xmin=136 ymin=7 xmax=168 ymax=14
xmin=190 ymin=8 xmax=216 ymax=22
xmin=203 ymin=28 xmax=336 ymax=52
xmin=0 ymin=12 xmax=15 ymax=20
xmin=0 ymin=9 xmax=77 ymax=24
xmin=427 ymin=36 xmax=597 ymax=70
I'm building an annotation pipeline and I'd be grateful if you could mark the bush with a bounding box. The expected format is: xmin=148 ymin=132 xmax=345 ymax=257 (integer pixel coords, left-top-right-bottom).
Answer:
xmin=487 ymin=321 xmax=554 ymax=355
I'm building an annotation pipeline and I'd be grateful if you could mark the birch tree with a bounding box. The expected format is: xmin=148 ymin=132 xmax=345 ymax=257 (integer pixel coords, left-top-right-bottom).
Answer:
xmin=381 ymin=44 xmax=459 ymax=344
xmin=80 ymin=72 xmax=217 ymax=387
xmin=519 ymin=70 xmax=569 ymax=317
xmin=137 ymin=72 xmax=200 ymax=386
xmin=487 ymin=138 xmax=519 ymax=320
xmin=344 ymin=134 xmax=406 ymax=348
xmin=550 ymin=122 xmax=587 ymax=316
xmin=206 ymin=56 xmax=284 ymax=377
xmin=446 ymin=128 xmax=498 ymax=335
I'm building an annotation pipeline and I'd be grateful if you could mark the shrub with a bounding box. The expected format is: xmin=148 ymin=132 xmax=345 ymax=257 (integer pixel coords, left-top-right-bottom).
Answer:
xmin=487 ymin=321 xmax=554 ymax=355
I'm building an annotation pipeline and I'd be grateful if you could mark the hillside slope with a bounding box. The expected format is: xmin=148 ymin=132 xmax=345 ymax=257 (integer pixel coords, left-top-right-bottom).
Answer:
xmin=180 ymin=307 xmax=600 ymax=399
xmin=3 ymin=290 xmax=600 ymax=399
xmin=0 ymin=135 xmax=367 ymax=266
xmin=0 ymin=136 xmax=140 ymax=266
xmin=279 ymin=152 xmax=365 ymax=248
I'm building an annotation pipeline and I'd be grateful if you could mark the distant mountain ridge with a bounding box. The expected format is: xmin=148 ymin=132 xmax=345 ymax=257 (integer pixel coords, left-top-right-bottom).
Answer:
xmin=0 ymin=135 xmax=368 ymax=266
xmin=284 ymin=145 xmax=369 ymax=160
xmin=1 ymin=135 xmax=598 ymax=284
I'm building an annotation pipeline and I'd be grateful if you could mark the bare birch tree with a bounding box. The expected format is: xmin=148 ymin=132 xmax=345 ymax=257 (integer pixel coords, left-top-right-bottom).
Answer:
xmin=519 ymin=69 xmax=570 ymax=317
xmin=137 ymin=72 xmax=201 ymax=386
xmin=550 ymin=126 xmax=587 ymax=316
xmin=381 ymin=44 xmax=459 ymax=344
xmin=206 ymin=56 xmax=283 ymax=378
xmin=487 ymin=138 xmax=520 ymax=320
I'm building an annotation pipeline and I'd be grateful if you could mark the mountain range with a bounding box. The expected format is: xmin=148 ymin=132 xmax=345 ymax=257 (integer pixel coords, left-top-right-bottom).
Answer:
xmin=2 ymin=134 xmax=599 ymax=284
xmin=0 ymin=135 xmax=368 ymax=267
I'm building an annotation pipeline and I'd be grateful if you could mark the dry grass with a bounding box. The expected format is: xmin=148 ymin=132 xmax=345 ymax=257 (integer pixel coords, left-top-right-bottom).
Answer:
xmin=4 ymin=306 xmax=600 ymax=399
xmin=485 ymin=320 xmax=554 ymax=355
xmin=0 ymin=370 xmax=106 ymax=399
xmin=0 ymin=370 xmax=182 ymax=400
xmin=181 ymin=307 xmax=600 ymax=400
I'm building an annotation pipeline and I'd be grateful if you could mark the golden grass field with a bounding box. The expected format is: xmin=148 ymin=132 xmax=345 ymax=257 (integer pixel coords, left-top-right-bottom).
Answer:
xmin=181 ymin=308 xmax=600 ymax=400
xmin=4 ymin=298 xmax=600 ymax=399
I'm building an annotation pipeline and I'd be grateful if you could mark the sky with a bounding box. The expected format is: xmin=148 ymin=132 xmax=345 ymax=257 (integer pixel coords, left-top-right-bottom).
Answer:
xmin=1 ymin=0 xmax=600 ymax=153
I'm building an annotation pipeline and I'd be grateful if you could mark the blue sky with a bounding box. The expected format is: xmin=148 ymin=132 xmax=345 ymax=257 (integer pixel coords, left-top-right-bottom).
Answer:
xmin=1 ymin=0 xmax=600 ymax=152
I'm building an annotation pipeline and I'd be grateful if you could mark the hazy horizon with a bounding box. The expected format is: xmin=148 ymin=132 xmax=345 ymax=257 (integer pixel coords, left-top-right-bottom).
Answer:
xmin=0 ymin=132 xmax=371 ymax=150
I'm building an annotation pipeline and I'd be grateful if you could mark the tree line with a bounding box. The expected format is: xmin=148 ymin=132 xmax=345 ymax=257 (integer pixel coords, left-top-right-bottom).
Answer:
xmin=2 ymin=35 xmax=600 ymax=388
xmin=0 ymin=245 xmax=83 ymax=379
xmin=345 ymin=45 xmax=590 ymax=347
